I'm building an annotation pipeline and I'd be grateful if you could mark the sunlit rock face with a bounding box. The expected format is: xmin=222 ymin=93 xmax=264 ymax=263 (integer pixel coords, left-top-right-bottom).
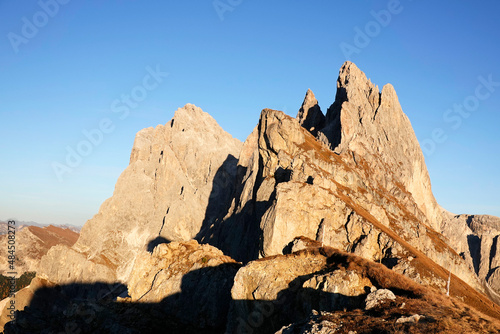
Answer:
xmin=201 ymin=62 xmax=481 ymax=294
xmin=39 ymin=103 xmax=242 ymax=284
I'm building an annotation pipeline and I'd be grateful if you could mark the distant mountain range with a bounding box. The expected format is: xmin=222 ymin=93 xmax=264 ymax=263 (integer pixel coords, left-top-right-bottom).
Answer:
xmin=0 ymin=220 xmax=81 ymax=235
xmin=0 ymin=224 xmax=80 ymax=277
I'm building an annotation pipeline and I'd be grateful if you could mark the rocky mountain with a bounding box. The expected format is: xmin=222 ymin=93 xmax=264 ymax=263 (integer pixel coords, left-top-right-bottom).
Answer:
xmin=440 ymin=212 xmax=500 ymax=303
xmin=0 ymin=225 xmax=79 ymax=276
xmin=36 ymin=104 xmax=242 ymax=285
xmin=319 ymin=62 xmax=443 ymax=231
xmin=2 ymin=61 xmax=500 ymax=333
xmin=0 ymin=223 xmax=25 ymax=236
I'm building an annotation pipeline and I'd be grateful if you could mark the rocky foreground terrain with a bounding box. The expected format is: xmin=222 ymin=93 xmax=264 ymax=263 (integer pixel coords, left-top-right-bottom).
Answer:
xmin=2 ymin=62 xmax=500 ymax=333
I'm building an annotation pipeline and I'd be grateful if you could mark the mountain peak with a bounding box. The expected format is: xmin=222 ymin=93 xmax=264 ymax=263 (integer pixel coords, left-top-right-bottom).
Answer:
xmin=296 ymin=89 xmax=325 ymax=136
xmin=170 ymin=103 xmax=224 ymax=133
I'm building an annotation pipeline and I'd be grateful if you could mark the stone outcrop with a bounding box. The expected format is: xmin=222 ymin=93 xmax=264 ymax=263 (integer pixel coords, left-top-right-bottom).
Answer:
xmin=38 ymin=104 xmax=242 ymax=284
xmin=296 ymin=89 xmax=325 ymax=136
xmin=227 ymin=244 xmax=486 ymax=334
xmin=38 ymin=245 xmax=116 ymax=284
xmin=227 ymin=247 xmax=376 ymax=334
xmin=364 ymin=288 xmax=396 ymax=310
xmin=203 ymin=105 xmax=481 ymax=294
xmin=127 ymin=240 xmax=240 ymax=329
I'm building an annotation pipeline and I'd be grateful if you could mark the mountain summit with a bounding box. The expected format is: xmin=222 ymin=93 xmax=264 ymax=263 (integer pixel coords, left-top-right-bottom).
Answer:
xmin=3 ymin=62 xmax=500 ymax=333
xmin=319 ymin=61 xmax=442 ymax=231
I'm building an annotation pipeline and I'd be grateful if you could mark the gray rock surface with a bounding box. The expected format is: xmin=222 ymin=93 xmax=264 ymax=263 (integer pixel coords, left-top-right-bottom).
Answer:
xmin=365 ymin=289 xmax=396 ymax=310
xmin=39 ymin=244 xmax=116 ymax=284
xmin=440 ymin=211 xmax=500 ymax=298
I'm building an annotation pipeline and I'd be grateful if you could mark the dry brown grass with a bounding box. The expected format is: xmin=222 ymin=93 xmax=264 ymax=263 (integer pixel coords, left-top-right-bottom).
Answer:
xmin=318 ymin=295 xmax=500 ymax=333
xmin=331 ymin=190 xmax=500 ymax=321
xmin=28 ymin=225 xmax=79 ymax=248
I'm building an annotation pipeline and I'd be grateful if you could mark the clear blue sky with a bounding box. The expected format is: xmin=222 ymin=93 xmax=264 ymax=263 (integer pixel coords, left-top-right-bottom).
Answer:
xmin=1 ymin=1 xmax=499 ymax=226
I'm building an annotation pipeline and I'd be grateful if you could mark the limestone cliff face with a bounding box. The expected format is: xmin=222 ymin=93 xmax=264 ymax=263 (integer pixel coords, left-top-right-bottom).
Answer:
xmin=39 ymin=104 xmax=242 ymax=284
xmin=194 ymin=64 xmax=482 ymax=292
xmin=441 ymin=212 xmax=500 ymax=302
xmin=319 ymin=62 xmax=442 ymax=232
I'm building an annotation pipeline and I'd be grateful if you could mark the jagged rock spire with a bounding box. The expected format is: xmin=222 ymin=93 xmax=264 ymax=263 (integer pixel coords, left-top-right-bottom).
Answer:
xmin=315 ymin=61 xmax=442 ymax=232
xmin=296 ymin=88 xmax=325 ymax=136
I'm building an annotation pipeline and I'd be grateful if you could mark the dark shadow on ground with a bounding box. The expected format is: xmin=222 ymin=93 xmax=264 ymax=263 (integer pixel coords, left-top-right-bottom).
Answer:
xmin=3 ymin=263 xmax=369 ymax=334
xmin=4 ymin=263 xmax=239 ymax=334
xmin=227 ymin=269 xmax=370 ymax=334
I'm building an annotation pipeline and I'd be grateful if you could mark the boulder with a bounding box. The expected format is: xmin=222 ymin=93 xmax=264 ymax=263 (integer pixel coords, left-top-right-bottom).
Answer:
xmin=395 ymin=314 xmax=424 ymax=324
xmin=365 ymin=289 xmax=396 ymax=310
xmin=227 ymin=247 xmax=374 ymax=334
